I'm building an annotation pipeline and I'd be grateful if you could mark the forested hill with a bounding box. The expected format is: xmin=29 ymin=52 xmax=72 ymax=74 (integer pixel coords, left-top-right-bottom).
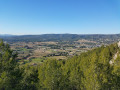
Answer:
xmin=1 ymin=40 xmax=120 ymax=89
xmin=1 ymin=34 xmax=120 ymax=42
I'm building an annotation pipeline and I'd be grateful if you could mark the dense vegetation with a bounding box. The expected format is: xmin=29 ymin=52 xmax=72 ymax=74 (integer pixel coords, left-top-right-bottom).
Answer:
xmin=1 ymin=39 xmax=120 ymax=90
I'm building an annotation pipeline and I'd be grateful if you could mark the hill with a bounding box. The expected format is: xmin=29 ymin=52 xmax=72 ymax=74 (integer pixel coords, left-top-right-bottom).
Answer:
xmin=1 ymin=34 xmax=120 ymax=42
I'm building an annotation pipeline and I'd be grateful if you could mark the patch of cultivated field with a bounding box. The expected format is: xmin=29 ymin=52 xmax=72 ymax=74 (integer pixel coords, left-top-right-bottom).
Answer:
xmin=48 ymin=56 xmax=67 ymax=60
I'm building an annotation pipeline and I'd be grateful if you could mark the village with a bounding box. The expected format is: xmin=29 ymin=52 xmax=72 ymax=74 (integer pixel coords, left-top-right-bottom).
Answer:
xmin=8 ymin=38 xmax=119 ymax=65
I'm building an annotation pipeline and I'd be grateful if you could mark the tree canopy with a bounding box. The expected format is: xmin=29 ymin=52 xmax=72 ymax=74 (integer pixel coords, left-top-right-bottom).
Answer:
xmin=0 ymin=40 xmax=120 ymax=90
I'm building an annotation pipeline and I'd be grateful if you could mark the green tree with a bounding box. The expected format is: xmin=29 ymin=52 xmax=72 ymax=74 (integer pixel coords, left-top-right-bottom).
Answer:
xmin=0 ymin=40 xmax=23 ymax=90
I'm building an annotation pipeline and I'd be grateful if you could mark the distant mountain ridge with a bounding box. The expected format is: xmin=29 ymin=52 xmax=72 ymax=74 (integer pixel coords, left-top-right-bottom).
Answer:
xmin=0 ymin=34 xmax=15 ymax=38
xmin=0 ymin=34 xmax=120 ymax=42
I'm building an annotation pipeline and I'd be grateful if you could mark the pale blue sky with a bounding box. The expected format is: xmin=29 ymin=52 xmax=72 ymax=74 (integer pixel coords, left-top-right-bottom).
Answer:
xmin=0 ymin=0 xmax=120 ymax=35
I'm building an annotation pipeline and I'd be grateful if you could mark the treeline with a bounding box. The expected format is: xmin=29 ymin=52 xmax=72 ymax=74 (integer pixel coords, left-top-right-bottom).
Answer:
xmin=1 ymin=40 xmax=120 ymax=90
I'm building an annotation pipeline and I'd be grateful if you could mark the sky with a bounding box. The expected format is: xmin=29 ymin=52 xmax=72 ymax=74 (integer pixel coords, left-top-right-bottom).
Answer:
xmin=0 ymin=0 xmax=120 ymax=35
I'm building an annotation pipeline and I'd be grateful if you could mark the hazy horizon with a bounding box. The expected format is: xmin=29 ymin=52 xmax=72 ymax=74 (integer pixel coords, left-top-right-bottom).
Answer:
xmin=0 ymin=33 xmax=120 ymax=36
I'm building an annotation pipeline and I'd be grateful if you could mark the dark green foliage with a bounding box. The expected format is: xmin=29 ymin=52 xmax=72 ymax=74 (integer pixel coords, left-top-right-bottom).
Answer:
xmin=19 ymin=66 xmax=38 ymax=90
xmin=0 ymin=40 xmax=23 ymax=90
xmin=1 ymin=40 xmax=120 ymax=90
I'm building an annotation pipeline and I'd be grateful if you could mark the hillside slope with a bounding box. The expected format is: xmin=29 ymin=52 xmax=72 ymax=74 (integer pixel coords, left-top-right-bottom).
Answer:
xmin=1 ymin=40 xmax=120 ymax=90
xmin=38 ymin=42 xmax=120 ymax=90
